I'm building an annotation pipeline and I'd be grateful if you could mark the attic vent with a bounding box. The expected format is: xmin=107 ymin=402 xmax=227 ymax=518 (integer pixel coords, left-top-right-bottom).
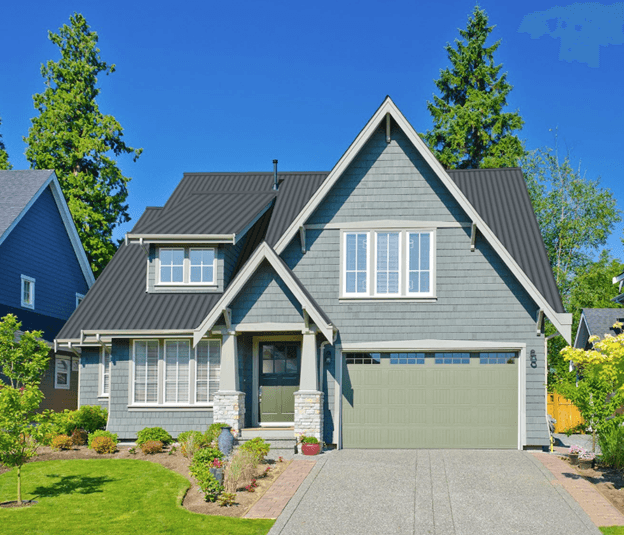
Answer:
xmin=273 ymin=159 xmax=278 ymax=191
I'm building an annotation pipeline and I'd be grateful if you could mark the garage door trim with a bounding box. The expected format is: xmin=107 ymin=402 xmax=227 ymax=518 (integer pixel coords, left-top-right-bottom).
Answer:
xmin=337 ymin=340 xmax=527 ymax=450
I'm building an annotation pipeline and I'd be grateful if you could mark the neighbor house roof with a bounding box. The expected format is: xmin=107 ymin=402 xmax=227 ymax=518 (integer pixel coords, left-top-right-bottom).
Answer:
xmin=574 ymin=308 xmax=624 ymax=349
xmin=0 ymin=170 xmax=95 ymax=287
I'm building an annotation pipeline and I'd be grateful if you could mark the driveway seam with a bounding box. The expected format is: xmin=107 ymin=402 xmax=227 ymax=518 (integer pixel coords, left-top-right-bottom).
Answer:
xmin=442 ymin=452 xmax=457 ymax=535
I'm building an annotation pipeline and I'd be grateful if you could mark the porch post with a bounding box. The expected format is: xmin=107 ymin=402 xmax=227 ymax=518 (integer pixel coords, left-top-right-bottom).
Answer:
xmin=213 ymin=331 xmax=245 ymax=437
xmin=295 ymin=330 xmax=324 ymax=442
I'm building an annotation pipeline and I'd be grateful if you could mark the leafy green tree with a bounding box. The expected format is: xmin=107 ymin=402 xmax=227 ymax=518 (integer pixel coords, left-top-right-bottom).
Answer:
xmin=424 ymin=6 xmax=525 ymax=169
xmin=0 ymin=117 xmax=11 ymax=170
xmin=25 ymin=13 xmax=142 ymax=276
xmin=0 ymin=314 xmax=50 ymax=388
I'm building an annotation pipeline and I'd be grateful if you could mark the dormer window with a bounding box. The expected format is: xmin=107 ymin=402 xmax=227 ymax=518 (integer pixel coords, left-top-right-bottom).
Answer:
xmin=157 ymin=247 xmax=216 ymax=286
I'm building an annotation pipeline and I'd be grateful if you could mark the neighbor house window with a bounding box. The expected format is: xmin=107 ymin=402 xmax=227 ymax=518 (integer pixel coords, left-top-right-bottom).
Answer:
xmin=21 ymin=275 xmax=35 ymax=309
xmin=55 ymin=357 xmax=70 ymax=389
xmin=342 ymin=230 xmax=434 ymax=298
xmin=344 ymin=232 xmax=369 ymax=295
xmin=195 ymin=340 xmax=221 ymax=403
xmin=76 ymin=293 xmax=85 ymax=308
xmin=158 ymin=247 xmax=216 ymax=285
xmin=100 ymin=349 xmax=111 ymax=396
xmin=133 ymin=340 xmax=159 ymax=403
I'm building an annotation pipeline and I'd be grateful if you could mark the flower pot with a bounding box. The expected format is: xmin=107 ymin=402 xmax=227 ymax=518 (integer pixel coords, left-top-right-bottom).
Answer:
xmin=301 ymin=443 xmax=321 ymax=456
xmin=578 ymin=459 xmax=593 ymax=470
xmin=209 ymin=467 xmax=223 ymax=485
xmin=569 ymin=453 xmax=579 ymax=465
xmin=218 ymin=426 xmax=234 ymax=457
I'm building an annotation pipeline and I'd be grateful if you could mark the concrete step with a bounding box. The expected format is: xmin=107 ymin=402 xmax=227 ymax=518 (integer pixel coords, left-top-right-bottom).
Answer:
xmin=237 ymin=427 xmax=297 ymax=455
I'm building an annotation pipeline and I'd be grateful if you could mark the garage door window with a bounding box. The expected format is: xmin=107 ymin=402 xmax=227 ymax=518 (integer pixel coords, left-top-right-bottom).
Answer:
xmin=434 ymin=352 xmax=470 ymax=364
xmin=479 ymin=352 xmax=517 ymax=364
xmin=345 ymin=353 xmax=381 ymax=364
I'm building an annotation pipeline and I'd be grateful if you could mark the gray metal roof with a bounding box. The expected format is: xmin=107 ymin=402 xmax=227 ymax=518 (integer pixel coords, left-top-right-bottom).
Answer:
xmin=448 ymin=168 xmax=565 ymax=314
xmin=582 ymin=308 xmax=624 ymax=339
xmin=0 ymin=170 xmax=54 ymax=239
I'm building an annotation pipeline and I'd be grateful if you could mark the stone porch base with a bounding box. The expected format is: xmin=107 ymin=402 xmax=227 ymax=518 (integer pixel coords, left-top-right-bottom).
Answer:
xmin=213 ymin=391 xmax=246 ymax=437
xmin=294 ymin=390 xmax=324 ymax=442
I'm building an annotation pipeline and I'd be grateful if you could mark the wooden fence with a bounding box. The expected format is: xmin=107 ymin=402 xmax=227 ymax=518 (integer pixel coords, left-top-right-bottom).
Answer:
xmin=547 ymin=393 xmax=584 ymax=433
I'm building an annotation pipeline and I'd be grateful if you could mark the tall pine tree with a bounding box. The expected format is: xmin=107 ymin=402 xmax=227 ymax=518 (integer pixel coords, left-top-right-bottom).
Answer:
xmin=0 ymin=117 xmax=11 ymax=170
xmin=424 ymin=6 xmax=525 ymax=169
xmin=25 ymin=13 xmax=142 ymax=276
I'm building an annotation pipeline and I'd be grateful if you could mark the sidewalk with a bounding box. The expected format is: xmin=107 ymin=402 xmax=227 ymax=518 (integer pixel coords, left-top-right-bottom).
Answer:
xmin=245 ymin=460 xmax=316 ymax=519
xmin=533 ymin=451 xmax=624 ymax=527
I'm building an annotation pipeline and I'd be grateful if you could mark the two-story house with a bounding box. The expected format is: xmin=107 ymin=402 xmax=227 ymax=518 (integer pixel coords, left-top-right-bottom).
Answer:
xmin=56 ymin=98 xmax=571 ymax=449
xmin=0 ymin=170 xmax=95 ymax=410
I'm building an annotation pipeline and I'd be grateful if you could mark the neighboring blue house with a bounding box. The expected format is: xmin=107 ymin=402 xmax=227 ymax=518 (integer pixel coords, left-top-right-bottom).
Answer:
xmin=56 ymin=98 xmax=572 ymax=449
xmin=0 ymin=170 xmax=95 ymax=411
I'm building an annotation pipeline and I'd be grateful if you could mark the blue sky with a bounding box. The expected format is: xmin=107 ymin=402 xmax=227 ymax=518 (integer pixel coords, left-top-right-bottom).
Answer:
xmin=1 ymin=0 xmax=622 ymax=259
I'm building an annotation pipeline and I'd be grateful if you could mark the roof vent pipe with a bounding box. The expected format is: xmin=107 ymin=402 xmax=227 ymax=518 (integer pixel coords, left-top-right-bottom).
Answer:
xmin=273 ymin=159 xmax=279 ymax=191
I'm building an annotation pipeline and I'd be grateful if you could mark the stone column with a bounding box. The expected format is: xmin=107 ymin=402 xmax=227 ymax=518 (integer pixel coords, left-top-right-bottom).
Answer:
xmin=213 ymin=331 xmax=245 ymax=437
xmin=295 ymin=330 xmax=324 ymax=442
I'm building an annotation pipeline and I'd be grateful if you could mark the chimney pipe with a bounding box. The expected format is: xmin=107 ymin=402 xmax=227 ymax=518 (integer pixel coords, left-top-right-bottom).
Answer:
xmin=273 ymin=159 xmax=278 ymax=191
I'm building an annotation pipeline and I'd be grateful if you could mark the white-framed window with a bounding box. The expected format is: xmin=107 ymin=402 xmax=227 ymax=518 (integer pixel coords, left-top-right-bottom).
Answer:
xmin=343 ymin=232 xmax=369 ymax=295
xmin=196 ymin=340 xmax=221 ymax=403
xmin=133 ymin=340 xmax=159 ymax=404
xmin=76 ymin=293 xmax=85 ymax=308
xmin=21 ymin=275 xmax=35 ymax=309
xmin=158 ymin=247 xmax=216 ymax=285
xmin=131 ymin=338 xmax=221 ymax=406
xmin=100 ymin=349 xmax=111 ymax=397
xmin=341 ymin=229 xmax=434 ymax=298
xmin=55 ymin=356 xmax=70 ymax=389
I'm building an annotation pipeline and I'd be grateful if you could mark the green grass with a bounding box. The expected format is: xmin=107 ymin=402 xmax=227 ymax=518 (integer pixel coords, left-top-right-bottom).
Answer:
xmin=601 ymin=527 xmax=624 ymax=534
xmin=0 ymin=459 xmax=274 ymax=535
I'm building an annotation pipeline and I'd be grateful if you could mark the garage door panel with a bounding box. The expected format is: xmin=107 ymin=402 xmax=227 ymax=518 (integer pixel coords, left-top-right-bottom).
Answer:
xmin=343 ymin=359 xmax=518 ymax=449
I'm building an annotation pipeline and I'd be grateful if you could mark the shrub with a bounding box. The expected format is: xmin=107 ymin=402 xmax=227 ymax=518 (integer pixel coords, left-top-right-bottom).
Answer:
xmin=178 ymin=430 xmax=208 ymax=458
xmin=71 ymin=428 xmax=88 ymax=446
xmin=599 ymin=426 xmax=624 ymax=470
xmin=239 ymin=437 xmax=270 ymax=461
xmin=74 ymin=405 xmax=108 ymax=433
xmin=189 ymin=461 xmax=224 ymax=502
xmin=91 ymin=436 xmax=116 ymax=454
xmin=137 ymin=427 xmax=173 ymax=446
xmin=217 ymin=492 xmax=236 ymax=507
xmin=51 ymin=434 xmax=73 ymax=451
xmin=191 ymin=446 xmax=224 ymax=467
xmin=223 ymin=449 xmax=258 ymax=493
xmin=141 ymin=440 xmax=163 ymax=454
xmin=88 ymin=430 xmax=118 ymax=449
xmin=300 ymin=436 xmax=319 ymax=444
xmin=205 ymin=422 xmax=229 ymax=444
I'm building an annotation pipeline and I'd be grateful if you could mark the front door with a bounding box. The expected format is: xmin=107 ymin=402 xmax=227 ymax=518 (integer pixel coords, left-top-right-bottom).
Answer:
xmin=259 ymin=342 xmax=300 ymax=423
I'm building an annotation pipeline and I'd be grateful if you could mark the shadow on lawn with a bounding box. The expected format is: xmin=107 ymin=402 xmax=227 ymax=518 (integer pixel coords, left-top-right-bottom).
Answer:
xmin=31 ymin=474 xmax=116 ymax=498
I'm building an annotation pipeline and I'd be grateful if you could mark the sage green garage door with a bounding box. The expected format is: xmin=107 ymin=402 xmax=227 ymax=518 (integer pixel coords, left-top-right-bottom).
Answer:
xmin=342 ymin=353 xmax=518 ymax=448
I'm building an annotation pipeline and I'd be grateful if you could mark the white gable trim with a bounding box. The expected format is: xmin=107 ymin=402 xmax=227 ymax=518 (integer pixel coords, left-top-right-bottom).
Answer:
xmin=193 ymin=242 xmax=334 ymax=345
xmin=573 ymin=312 xmax=589 ymax=349
xmin=272 ymin=97 xmax=572 ymax=343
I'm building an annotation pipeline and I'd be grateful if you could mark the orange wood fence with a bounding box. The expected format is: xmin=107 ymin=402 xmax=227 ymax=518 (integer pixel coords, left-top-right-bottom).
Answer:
xmin=547 ymin=393 xmax=584 ymax=433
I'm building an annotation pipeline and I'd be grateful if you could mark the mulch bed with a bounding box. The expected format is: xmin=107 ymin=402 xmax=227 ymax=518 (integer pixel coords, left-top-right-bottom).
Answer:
xmin=572 ymin=460 xmax=624 ymax=516
xmin=0 ymin=445 xmax=290 ymax=517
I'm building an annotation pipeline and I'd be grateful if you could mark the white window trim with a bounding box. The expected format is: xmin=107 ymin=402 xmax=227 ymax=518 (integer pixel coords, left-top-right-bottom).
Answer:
xmin=130 ymin=338 xmax=220 ymax=408
xmin=76 ymin=293 xmax=85 ymax=308
xmin=21 ymin=275 xmax=35 ymax=309
xmin=55 ymin=356 xmax=70 ymax=390
xmin=373 ymin=231 xmax=402 ymax=297
xmin=340 ymin=229 xmax=436 ymax=299
xmin=100 ymin=347 xmax=111 ymax=397
xmin=156 ymin=247 xmax=217 ymax=287
xmin=342 ymin=231 xmax=370 ymax=297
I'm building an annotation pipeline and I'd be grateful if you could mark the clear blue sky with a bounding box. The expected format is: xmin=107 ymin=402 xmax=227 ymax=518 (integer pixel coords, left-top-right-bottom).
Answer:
xmin=1 ymin=0 xmax=622 ymax=259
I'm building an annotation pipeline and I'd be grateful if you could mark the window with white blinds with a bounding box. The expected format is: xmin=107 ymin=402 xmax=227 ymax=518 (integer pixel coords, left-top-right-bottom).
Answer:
xmin=196 ymin=340 xmax=221 ymax=403
xmin=101 ymin=349 xmax=111 ymax=396
xmin=164 ymin=340 xmax=190 ymax=404
xmin=376 ymin=232 xmax=400 ymax=295
xmin=134 ymin=340 xmax=159 ymax=403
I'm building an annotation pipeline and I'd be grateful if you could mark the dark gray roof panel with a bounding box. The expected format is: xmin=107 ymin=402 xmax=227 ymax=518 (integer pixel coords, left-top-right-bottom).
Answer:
xmin=448 ymin=168 xmax=565 ymax=314
xmin=57 ymin=244 xmax=222 ymax=339
xmin=582 ymin=308 xmax=624 ymax=340
xmin=0 ymin=170 xmax=54 ymax=238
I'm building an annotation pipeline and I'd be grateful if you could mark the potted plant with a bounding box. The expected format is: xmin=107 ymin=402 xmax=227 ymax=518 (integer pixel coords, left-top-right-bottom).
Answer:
xmin=299 ymin=436 xmax=322 ymax=456
xmin=569 ymin=445 xmax=583 ymax=465
xmin=209 ymin=458 xmax=224 ymax=484
xmin=578 ymin=451 xmax=595 ymax=470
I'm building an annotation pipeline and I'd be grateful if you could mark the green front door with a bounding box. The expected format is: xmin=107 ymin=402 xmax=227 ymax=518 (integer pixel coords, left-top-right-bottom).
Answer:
xmin=259 ymin=342 xmax=300 ymax=423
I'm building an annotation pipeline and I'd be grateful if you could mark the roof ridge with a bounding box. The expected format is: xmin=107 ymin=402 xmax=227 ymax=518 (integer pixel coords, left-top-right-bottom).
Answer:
xmin=182 ymin=171 xmax=330 ymax=176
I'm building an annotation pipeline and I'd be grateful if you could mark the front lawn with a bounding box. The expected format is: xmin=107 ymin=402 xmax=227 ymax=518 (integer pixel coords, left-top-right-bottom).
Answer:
xmin=601 ymin=528 xmax=624 ymax=534
xmin=0 ymin=459 xmax=274 ymax=535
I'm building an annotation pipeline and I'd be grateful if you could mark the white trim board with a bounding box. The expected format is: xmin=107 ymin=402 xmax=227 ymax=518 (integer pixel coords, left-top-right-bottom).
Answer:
xmin=271 ymin=97 xmax=572 ymax=343
xmin=193 ymin=242 xmax=334 ymax=345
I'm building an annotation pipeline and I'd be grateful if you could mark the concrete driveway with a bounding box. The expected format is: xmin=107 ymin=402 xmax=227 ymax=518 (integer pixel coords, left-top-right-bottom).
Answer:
xmin=269 ymin=450 xmax=601 ymax=535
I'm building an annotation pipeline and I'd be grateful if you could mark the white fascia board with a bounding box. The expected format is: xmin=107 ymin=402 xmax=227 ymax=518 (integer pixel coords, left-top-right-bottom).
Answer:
xmin=126 ymin=234 xmax=236 ymax=244
xmin=273 ymin=96 xmax=572 ymax=343
xmin=613 ymin=272 xmax=624 ymax=284
xmin=341 ymin=339 xmax=527 ymax=352
xmin=193 ymin=242 xmax=334 ymax=345
xmin=49 ymin=175 xmax=96 ymax=287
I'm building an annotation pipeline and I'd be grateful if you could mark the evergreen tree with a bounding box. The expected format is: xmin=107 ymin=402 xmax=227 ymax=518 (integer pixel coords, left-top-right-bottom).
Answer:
xmin=25 ymin=13 xmax=142 ymax=276
xmin=424 ymin=6 xmax=525 ymax=169
xmin=0 ymin=117 xmax=11 ymax=170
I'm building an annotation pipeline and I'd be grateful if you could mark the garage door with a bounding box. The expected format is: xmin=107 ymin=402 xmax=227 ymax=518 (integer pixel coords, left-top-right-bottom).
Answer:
xmin=342 ymin=352 xmax=518 ymax=449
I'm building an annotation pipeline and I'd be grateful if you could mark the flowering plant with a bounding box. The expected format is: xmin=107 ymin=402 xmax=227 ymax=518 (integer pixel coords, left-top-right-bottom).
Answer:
xmin=579 ymin=451 xmax=595 ymax=461
xmin=569 ymin=445 xmax=585 ymax=455
xmin=211 ymin=458 xmax=222 ymax=468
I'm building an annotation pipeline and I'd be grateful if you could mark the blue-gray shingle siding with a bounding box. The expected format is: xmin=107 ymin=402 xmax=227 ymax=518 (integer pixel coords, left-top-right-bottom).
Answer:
xmin=79 ymin=346 xmax=109 ymax=410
